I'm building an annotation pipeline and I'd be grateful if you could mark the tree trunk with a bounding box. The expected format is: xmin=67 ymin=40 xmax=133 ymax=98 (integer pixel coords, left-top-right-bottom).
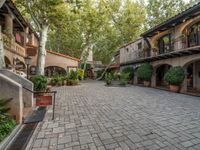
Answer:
xmin=36 ymin=25 xmax=49 ymax=75
xmin=0 ymin=25 xmax=5 ymax=69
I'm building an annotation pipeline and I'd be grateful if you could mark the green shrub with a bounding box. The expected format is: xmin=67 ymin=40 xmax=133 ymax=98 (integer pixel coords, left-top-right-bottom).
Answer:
xmin=137 ymin=63 xmax=153 ymax=81
xmin=105 ymin=73 xmax=113 ymax=85
xmin=68 ymin=79 xmax=79 ymax=85
xmin=0 ymin=98 xmax=12 ymax=114
xmin=120 ymin=72 xmax=130 ymax=85
xmin=164 ymin=66 xmax=185 ymax=86
xmin=0 ymin=97 xmax=16 ymax=142
xmin=69 ymin=70 xmax=78 ymax=80
xmin=122 ymin=67 xmax=134 ymax=80
xmin=51 ymin=75 xmax=63 ymax=86
xmin=0 ymin=114 xmax=16 ymax=142
xmin=77 ymin=69 xmax=84 ymax=80
xmin=30 ymin=75 xmax=48 ymax=91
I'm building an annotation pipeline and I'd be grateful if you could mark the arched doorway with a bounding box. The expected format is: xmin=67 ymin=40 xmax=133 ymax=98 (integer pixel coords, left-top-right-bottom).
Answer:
xmin=184 ymin=59 xmax=200 ymax=93
xmin=4 ymin=56 xmax=11 ymax=68
xmin=45 ymin=66 xmax=67 ymax=77
xmin=156 ymin=64 xmax=171 ymax=87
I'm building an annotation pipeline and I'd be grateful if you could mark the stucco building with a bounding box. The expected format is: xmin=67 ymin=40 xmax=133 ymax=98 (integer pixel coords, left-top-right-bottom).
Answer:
xmin=0 ymin=0 xmax=80 ymax=76
xmin=120 ymin=3 xmax=200 ymax=94
xmin=0 ymin=0 xmax=80 ymax=123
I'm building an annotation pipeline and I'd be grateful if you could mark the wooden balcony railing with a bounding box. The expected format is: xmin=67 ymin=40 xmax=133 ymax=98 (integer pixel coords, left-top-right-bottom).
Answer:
xmin=2 ymin=33 xmax=26 ymax=57
xmin=15 ymin=43 xmax=25 ymax=57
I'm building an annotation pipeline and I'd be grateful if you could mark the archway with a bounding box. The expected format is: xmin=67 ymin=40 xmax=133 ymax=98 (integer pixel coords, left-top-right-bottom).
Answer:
xmin=4 ymin=56 xmax=11 ymax=68
xmin=183 ymin=59 xmax=200 ymax=93
xmin=45 ymin=66 xmax=67 ymax=77
xmin=156 ymin=64 xmax=172 ymax=87
xmin=15 ymin=61 xmax=26 ymax=71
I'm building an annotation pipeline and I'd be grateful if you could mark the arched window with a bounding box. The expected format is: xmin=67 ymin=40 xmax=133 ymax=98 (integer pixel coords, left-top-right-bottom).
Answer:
xmin=158 ymin=34 xmax=172 ymax=54
xmin=188 ymin=22 xmax=200 ymax=47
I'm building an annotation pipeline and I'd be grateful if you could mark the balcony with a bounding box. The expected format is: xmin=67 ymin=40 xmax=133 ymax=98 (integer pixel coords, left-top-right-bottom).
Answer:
xmin=2 ymin=33 xmax=26 ymax=57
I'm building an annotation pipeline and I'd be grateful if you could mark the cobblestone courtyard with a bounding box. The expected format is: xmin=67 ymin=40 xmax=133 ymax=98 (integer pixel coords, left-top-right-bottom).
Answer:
xmin=27 ymin=81 xmax=200 ymax=150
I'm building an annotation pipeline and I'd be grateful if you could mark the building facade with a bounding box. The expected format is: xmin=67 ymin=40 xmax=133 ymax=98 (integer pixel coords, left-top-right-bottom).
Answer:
xmin=0 ymin=0 xmax=80 ymax=77
xmin=0 ymin=0 xmax=38 ymax=72
xmin=120 ymin=3 xmax=200 ymax=94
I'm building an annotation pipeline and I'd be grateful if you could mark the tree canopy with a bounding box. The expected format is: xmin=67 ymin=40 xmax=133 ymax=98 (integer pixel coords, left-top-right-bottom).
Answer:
xmin=14 ymin=0 xmax=197 ymax=65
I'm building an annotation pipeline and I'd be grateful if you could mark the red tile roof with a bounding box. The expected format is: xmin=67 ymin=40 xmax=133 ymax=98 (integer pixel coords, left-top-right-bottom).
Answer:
xmin=47 ymin=50 xmax=80 ymax=62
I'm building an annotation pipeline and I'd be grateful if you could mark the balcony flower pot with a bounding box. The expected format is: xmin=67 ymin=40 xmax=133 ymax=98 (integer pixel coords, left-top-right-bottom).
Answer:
xmin=169 ymin=85 xmax=180 ymax=93
xmin=144 ymin=81 xmax=151 ymax=87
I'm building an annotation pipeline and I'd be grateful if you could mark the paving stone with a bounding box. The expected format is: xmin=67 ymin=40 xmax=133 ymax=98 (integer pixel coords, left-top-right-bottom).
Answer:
xmin=79 ymin=135 xmax=93 ymax=144
xmin=27 ymin=81 xmax=200 ymax=150
xmin=181 ymin=141 xmax=194 ymax=147
xmin=98 ymin=132 xmax=113 ymax=140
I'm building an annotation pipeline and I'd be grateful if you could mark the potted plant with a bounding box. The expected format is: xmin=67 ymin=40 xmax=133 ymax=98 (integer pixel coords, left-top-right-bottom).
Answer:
xmin=164 ymin=66 xmax=185 ymax=92
xmin=77 ymin=69 xmax=85 ymax=80
xmin=122 ymin=67 xmax=134 ymax=84
xmin=51 ymin=75 xmax=62 ymax=86
xmin=105 ymin=73 xmax=113 ymax=86
xmin=68 ymin=70 xmax=79 ymax=86
xmin=120 ymin=72 xmax=130 ymax=86
xmin=136 ymin=63 xmax=153 ymax=87
xmin=30 ymin=75 xmax=52 ymax=106
xmin=62 ymin=76 xmax=68 ymax=86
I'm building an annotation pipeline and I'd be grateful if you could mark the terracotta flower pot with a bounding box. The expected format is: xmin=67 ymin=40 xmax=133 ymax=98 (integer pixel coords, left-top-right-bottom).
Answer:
xmin=63 ymin=80 xmax=67 ymax=86
xmin=169 ymin=85 xmax=180 ymax=93
xmin=144 ymin=81 xmax=151 ymax=87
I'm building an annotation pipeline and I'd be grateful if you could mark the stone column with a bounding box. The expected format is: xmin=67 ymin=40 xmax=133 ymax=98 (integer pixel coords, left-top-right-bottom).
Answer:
xmin=134 ymin=72 xmax=138 ymax=84
xmin=180 ymin=67 xmax=187 ymax=93
xmin=151 ymin=69 xmax=156 ymax=87
xmin=193 ymin=62 xmax=197 ymax=90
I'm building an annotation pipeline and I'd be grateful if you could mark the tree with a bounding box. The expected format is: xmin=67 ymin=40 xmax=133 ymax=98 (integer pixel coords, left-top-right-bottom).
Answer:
xmin=0 ymin=1 xmax=6 ymax=69
xmin=146 ymin=0 xmax=190 ymax=28
xmin=0 ymin=26 xmax=5 ymax=69
xmin=46 ymin=0 xmax=146 ymax=64
xmin=15 ymin=0 xmax=69 ymax=75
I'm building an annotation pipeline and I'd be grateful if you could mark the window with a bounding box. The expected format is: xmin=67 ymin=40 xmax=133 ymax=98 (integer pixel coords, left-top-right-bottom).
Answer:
xmin=158 ymin=34 xmax=172 ymax=54
xmin=138 ymin=42 xmax=142 ymax=49
xmin=188 ymin=22 xmax=200 ymax=47
xmin=126 ymin=48 xmax=129 ymax=52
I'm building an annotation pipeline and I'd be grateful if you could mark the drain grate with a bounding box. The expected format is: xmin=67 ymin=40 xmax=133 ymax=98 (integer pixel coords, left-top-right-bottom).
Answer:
xmin=24 ymin=107 xmax=47 ymax=124
xmin=7 ymin=123 xmax=37 ymax=150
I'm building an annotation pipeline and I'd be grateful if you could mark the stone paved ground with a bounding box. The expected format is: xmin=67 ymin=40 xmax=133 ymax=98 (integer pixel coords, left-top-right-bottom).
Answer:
xmin=27 ymin=81 xmax=200 ymax=150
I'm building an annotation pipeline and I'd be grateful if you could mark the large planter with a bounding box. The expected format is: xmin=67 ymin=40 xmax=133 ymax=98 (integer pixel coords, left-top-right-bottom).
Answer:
xmin=63 ymin=80 xmax=68 ymax=86
xmin=144 ymin=81 xmax=151 ymax=87
xmin=169 ymin=85 xmax=180 ymax=93
xmin=35 ymin=95 xmax=52 ymax=107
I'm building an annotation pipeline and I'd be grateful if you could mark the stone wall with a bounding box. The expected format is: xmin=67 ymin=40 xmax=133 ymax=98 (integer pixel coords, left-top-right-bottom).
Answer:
xmin=0 ymin=74 xmax=23 ymax=123
xmin=0 ymin=69 xmax=33 ymax=108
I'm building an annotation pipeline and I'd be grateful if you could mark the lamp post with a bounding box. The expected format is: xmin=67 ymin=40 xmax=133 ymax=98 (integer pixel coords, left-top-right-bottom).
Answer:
xmin=24 ymin=55 xmax=31 ymax=79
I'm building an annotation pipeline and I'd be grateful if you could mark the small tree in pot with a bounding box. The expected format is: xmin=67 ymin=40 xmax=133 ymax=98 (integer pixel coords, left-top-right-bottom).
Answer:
xmin=164 ymin=66 xmax=185 ymax=92
xmin=105 ymin=73 xmax=113 ymax=86
xmin=136 ymin=63 xmax=153 ymax=86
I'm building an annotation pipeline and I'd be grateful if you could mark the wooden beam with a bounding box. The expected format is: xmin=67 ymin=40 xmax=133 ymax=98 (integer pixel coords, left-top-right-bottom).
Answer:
xmin=0 ymin=0 xmax=6 ymax=8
